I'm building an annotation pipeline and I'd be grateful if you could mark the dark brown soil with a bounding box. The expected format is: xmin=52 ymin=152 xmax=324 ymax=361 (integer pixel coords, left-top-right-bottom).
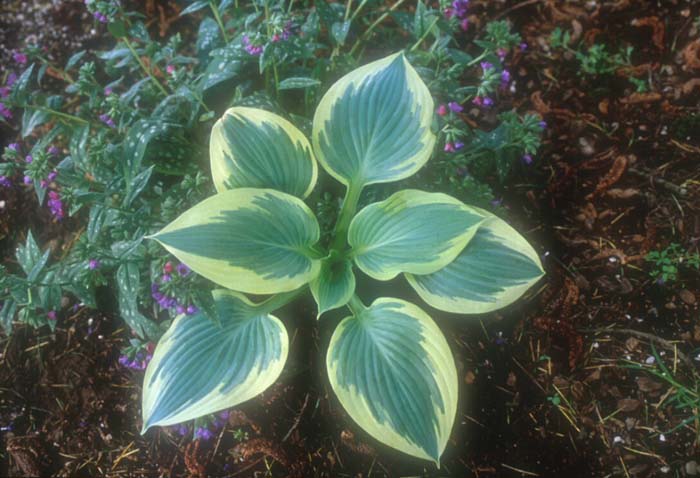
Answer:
xmin=2 ymin=0 xmax=700 ymax=477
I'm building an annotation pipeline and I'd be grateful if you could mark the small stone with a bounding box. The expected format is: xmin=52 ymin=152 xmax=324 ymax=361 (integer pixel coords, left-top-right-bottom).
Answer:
xmin=686 ymin=461 xmax=698 ymax=476
xmin=680 ymin=289 xmax=696 ymax=305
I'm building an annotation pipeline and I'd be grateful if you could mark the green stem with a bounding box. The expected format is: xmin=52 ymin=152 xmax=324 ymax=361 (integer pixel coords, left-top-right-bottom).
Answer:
xmin=22 ymin=104 xmax=90 ymax=125
xmin=38 ymin=56 xmax=75 ymax=84
xmin=409 ymin=16 xmax=439 ymax=52
xmin=259 ymin=287 xmax=306 ymax=314
xmin=347 ymin=294 xmax=366 ymax=316
xmin=329 ymin=182 xmax=363 ymax=252
xmin=349 ymin=0 xmax=409 ymax=56
xmin=209 ymin=2 xmax=230 ymax=43
xmin=349 ymin=0 xmax=370 ymax=23
xmin=466 ymin=51 xmax=488 ymax=67
xmin=124 ymin=38 xmax=169 ymax=97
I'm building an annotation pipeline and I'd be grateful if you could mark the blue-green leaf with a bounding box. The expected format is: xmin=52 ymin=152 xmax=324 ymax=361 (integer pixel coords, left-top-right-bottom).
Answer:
xmin=349 ymin=190 xmax=485 ymax=280
xmin=142 ymin=290 xmax=289 ymax=430
xmin=407 ymin=215 xmax=545 ymax=314
xmin=312 ymin=52 xmax=435 ymax=188
xmin=149 ymin=188 xmax=321 ymax=295
xmin=210 ymin=107 xmax=317 ymax=198
xmin=327 ymin=298 xmax=457 ymax=465
xmin=310 ymin=259 xmax=355 ymax=318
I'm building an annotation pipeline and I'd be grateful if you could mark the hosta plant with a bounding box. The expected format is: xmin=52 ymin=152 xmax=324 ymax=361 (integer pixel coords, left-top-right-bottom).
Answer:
xmin=141 ymin=52 xmax=544 ymax=465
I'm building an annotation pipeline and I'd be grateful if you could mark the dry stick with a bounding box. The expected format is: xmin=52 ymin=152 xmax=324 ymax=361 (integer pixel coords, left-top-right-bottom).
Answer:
xmin=494 ymin=0 xmax=543 ymax=20
xmin=282 ymin=393 xmax=310 ymax=442
xmin=628 ymin=167 xmax=688 ymax=197
xmin=581 ymin=327 xmax=694 ymax=370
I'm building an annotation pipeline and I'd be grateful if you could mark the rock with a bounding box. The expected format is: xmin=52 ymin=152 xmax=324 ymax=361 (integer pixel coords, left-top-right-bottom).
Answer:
xmin=680 ymin=289 xmax=696 ymax=305
xmin=686 ymin=460 xmax=698 ymax=476
xmin=617 ymin=398 xmax=641 ymax=412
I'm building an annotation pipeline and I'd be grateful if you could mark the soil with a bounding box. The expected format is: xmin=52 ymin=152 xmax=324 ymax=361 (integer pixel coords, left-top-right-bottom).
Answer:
xmin=2 ymin=0 xmax=700 ymax=477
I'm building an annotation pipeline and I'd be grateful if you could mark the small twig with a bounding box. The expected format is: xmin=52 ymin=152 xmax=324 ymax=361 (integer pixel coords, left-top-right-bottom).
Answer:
xmin=628 ymin=167 xmax=688 ymax=197
xmin=282 ymin=393 xmax=309 ymax=442
xmin=581 ymin=327 xmax=694 ymax=370
xmin=494 ymin=0 xmax=543 ymax=20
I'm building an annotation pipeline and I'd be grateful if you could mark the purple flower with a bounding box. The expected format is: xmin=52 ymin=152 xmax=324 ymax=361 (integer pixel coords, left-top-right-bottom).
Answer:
xmin=176 ymin=304 xmax=186 ymax=315
xmin=219 ymin=410 xmax=231 ymax=420
xmin=162 ymin=273 xmax=172 ymax=283
xmin=88 ymin=259 xmax=100 ymax=270
xmin=23 ymin=175 xmax=32 ymax=185
xmin=25 ymin=155 xmax=33 ymax=163
xmin=500 ymin=70 xmax=511 ymax=84
xmin=118 ymin=355 xmax=130 ymax=366
xmin=48 ymin=145 xmax=60 ymax=155
xmin=40 ymin=180 xmax=48 ymax=188
xmin=47 ymin=310 xmax=57 ymax=321
xmin=281 ymin=21 xmax=293 ymax=40
xmin=99 ymin=113 xmax=116 ymax=128
xmin=195 ymin=427 xmax=214 ymax=441
xmin=460 ymin=18 xmax=469 ymax=31
xmin=176 ymin=263 xmax=190 ymax=276
xmin=176 ymin=424 xmax=189 ymax=436
xmin=166 ymin=65 xmax=175 ymax=75
xmin=0 ymin=176 xmax=11 ymax=187
xmin=13 ymin=52 xmax=27 ymax=64
xmin=93 ymin=11 xmax=108 ymax=23
xmin=448 ymin=101 xmax=463 ymax=113
xmin=0 ymin=87 xmax=9 ymax=98
xmin=151 ymin=283 xmax=160 ymax=294
xmin=519 ymin=42 xmax=528 ymax=51
xmin=454 ymin=141 xmax=464 ymax=150
xmin=242 ymin=35 xmax=263 ymax=56
xmin=8 ymin=143 xmax=19 ymax=152
xmin=48 ymin=170 xmax=58 ymax=182
xmin=48 ymin=190 xmax=65 ymax=220
xmin=104 ymin=86 xmax=113 ymax=96
xmin=480 ymin=61 xmax=494 ymax=71
xmin=482 ymin=97 xmax=494 ymax=107
xmin=444 ymin=142 xmax=455 ymax=153
xmin=0 ymin=103 xmax=12 ymax=119
xmin=497 ymin=48 xmax=507 ymax=59
xmin=451 ymin=0 xmax=469 ymax=17
xmin=521 ymin=154 xmax=533 ymax=165
xmin=186 ymin=305 xmax=199 ymax=315
xmin=6 ymin=73 xmax=17 ymax=87
xmin=436 ymin=104 xmax=447 ymax=116
xmin=539 ymin=120 xmax=547 ymax=129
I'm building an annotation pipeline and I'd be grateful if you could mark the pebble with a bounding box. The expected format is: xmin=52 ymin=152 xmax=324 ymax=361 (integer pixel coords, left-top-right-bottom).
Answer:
xmin=686 ymin=461 xmax=698 ymax=476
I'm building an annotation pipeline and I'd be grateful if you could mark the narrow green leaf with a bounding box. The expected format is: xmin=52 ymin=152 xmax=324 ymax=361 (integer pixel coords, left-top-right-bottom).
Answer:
xmin=142 ymin=289 xmax=289 ymax=430
xmin=149 ymin=188 xmax=321 ymax=295
xmin=331 ymin=21 xmax=351 ymax=45
xmin=0 ymin=300 xmax=17 ymax=333
xmin=349 ymin=190 xmax=485 ymax=280
xmin=124 ymin=165 xmax=154 ymax=207
xmin=117 ymin=263 xmax=159 ymax=339
xmin=27 ymin=249 xmax=50 ymax=282
xmin=278 ymin=77 xmax=322 ymax=90
xmin=210 ymin=107 xmax=317 ymax=198
xmin=180 ymin=0 xmax=210 ymax=15
xmin=16 ymin=231 xmax=41 ymax=276
xmin=326 ymin=298 xmax=457 ymax=465
xmin=310 ymin=259 xmax=355 ymax=318
xmin=406 ymin=215 xmax=545 ymax=314
xmin=312 ymin=52 xmax=435 ymax=188
xmin=65 ymin=50 xmax=86 ymax=70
